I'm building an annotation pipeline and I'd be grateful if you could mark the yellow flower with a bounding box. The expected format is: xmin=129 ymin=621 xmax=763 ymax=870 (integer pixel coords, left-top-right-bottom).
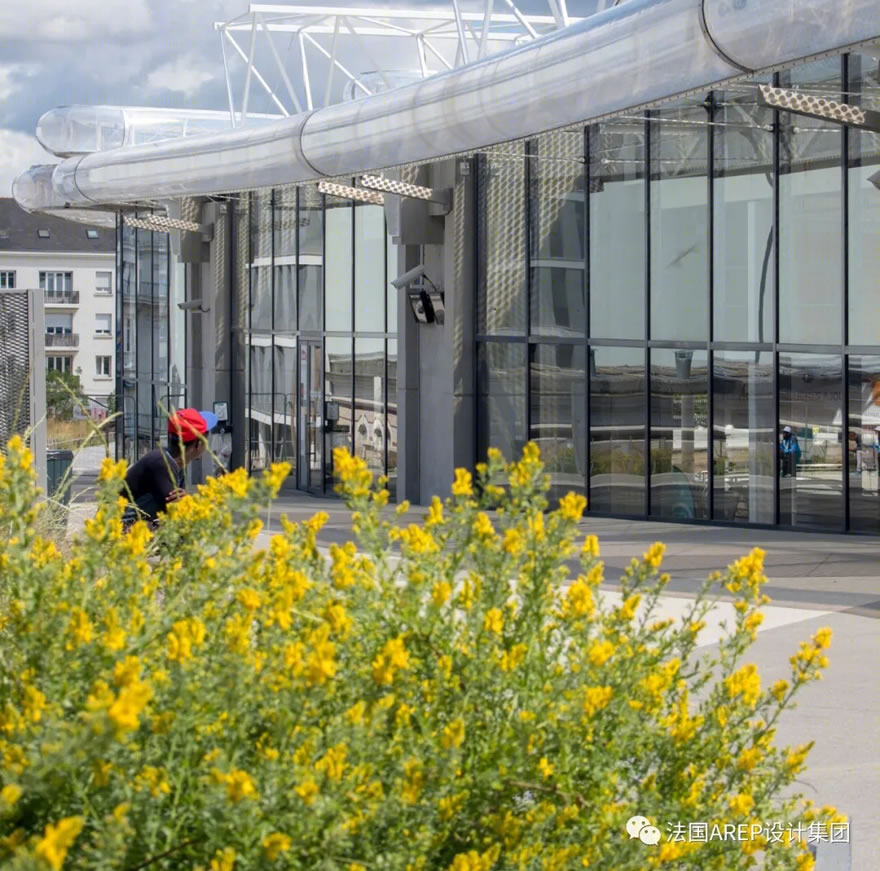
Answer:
xmin=108 ymin=679 xmax=152 ymax=734
xmin=771 ymin=679 xmax=789 ymax=702
xmin=502 ymin=528 xmax=524 ymax=555
xmin=813 ymin=627 xmax=832 ymax=650
xmin=296 ymin=778 xmax=319 ymax=805
xmin=643 ymin=542 xmax=665 ymax=570
xmin=583 ymin=685 xmax=613 ymax=716
xmin=315 ymin=744 xmax=347 ymax=781
xmin=402 ymin=758 xmax=425 ymax=804
xmin=372 ymin=637 xmax=411 ymax=685
xmin=725 ymin=663 xmax=761 ymax=708
xmin=473 ymin=512 xmax=495 ymax=538
xmin=728 ymin=793 xmax=755 ymax=816
xmin=499 ymin=644 xmax=527 ymax=673
xmin=587 ymin=640 xmax=614 ymax=667
xmin=483 ymin=608 xmax=504 ymax=635
xmin=737 ymin=747 xmax=762 ymax=771
xmin=0 ymin=784 xmax=22 ymax=806
xmin=538 ymin=757 xmax=554 ymax=779
xmin=222 ymin=769 xmax=258 ymax=802
xmin=262 ymin=833 xmax=292 ymax=860
xmin=442 ymin=718 xmax=466 ymax=750
xmin=210 ymin=847 xmax=237 ymax=871
xmin=558 ymin=491 xmax=586 ymax=521
xmin=426 ymin=496 xmax=444 ymax=526
xmin=237 ymin=589 xmax=262 ymax=611
xmin=432 ymin=581 xmax=452 ymax=607
xmin=451 ymin=468 xmax=473 ymax=497
xmin=35 ymin=817 xmax=84 ymax=871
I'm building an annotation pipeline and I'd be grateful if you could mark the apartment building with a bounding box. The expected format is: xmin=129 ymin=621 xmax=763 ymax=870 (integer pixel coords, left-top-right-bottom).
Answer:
xmin=0 ymin=199 xmax=115 ymax=415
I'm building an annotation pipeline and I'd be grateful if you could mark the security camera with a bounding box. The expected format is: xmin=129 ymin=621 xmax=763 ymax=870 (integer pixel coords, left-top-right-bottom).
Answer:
xmin=391 ymin=264 xmax=429 ymax=290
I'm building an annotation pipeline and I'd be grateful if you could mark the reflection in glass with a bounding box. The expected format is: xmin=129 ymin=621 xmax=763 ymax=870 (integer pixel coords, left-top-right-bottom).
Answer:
xmin=387 ymin=339 xmax=398 ymax=499
xmin=274 ymin=188 xmax=296 ymax=330
xmin=356 ymin=205 xmax=386 ymax=333
xmin=590 ymin=118 xmax=645 ymax=339
xmin=713 ymin=84 xmax=774 ymax=343
xmin=530 ymin=344 xmax=585 ymax=503
xmin=779 ymin=59 xmax=843 ymax=344
xmin=712 ymin=352 xmax=774 ymax=523
xmin=530 ymin=130 xmax=584 ymax=336
xmin=477 ymin=147 xmax=527 ymax=335
xmin=649 ymin=349 xmax=708 ymax=519
xmin=299 ymin=187 xmax=323 ymax=331
xmin=355 ymin=338 xmax=386 ymax=475
xmin=248 ymin=340 xmax=273 ymax=471
xmin=273 ymin=338 xmax=297 ymax=477
xmin=589 ymin=346 xmax=646 ymax=514
xmin=477 ymin=342 xmax=526 ymax=461
xmin=778 ymin=353 xmax=843 ymax=528
xmin=325 ymin=197 xmax=352 ymax=331
xmin=847 ymin=356 xmax=880 ymax=532
xmin=325 ymin=337 xmax=352 ymax=487
xmin=250 ymin=191 xmax=272 ymax=331
xmin=847 ymin=54 xmax=880 ymax=345
xmin=387 ymin=235 xmax=398 ymax=333
xmin=650 ymin=103 xmax=709 ymax=341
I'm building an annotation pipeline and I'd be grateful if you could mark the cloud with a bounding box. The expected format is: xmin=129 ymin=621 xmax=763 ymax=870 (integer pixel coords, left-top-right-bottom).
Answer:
xmin=146 ymin=53 xmax=219 ymax=97
xmin=0 ymin=0 xmax=151 ymax=40
xmin=0 ymin=129 xmax=56 ymax=199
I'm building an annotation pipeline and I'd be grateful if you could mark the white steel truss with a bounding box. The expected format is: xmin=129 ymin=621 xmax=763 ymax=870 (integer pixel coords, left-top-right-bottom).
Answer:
xmin=214 ymin=1 xmax=589 ymax=123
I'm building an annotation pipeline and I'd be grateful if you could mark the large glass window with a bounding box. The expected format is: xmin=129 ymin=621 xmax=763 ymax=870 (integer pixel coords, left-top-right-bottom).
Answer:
xmin=589 ymin=346 xmax=646 ymax=515
xmin=590 ymin=119 xmax=645 ymax=339
xmin=712 ymin=351 xmax=775 ymax=523
xmin=249 ymin=191 xmax=273 ymax=331
xmin=713 ymin=84 xmax=775 ymax=343
xmin=355 ymin=337 xmax=386 ymax=476
xmin=779 ymin=59 xmax=844 ymax=344
xmin=477 ymin=342 xmax=527 ymax=461
xmin=848 ymin=355 xmax=880 ymax=532
xmin=530 ymin=343 xmax=585 ymax=503
xmin=355 ymin=204 xmax=386 ymax=333
xmin=274 ymin=188 xmax=297 ymax=330
xmin=325 ymin=337 xmax=353 ymax=481
xmin=248 ymin=339 xmax=273 ymax=471
xmin=387 ymin=338 xmax=398 ymax=498
xmin=649 ymin=349 xmax=709 ymax=519
xmin=299 ymin=187 xmax=324 ymax=331
xmin=477 ymin=147 xmax=527 ymax=336
xmin=847 ymin=54 xmax=880 ymax=345
xmin=530 ymin=131 xmax=585 ymax=337
xmin=325 ymin=197 xmax=352 ymax=331
xmin=273 ymin=337 xmax=297 ymax=476
xmin=650 ymin=104 xmax=709 ymax=341
xmin=779 ymin=353 xmax=843 ymax=529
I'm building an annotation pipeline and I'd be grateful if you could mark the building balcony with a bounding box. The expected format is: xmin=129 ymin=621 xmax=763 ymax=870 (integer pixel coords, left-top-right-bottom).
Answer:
xmin=45 ymin=332 xmax=79 ymax=348
xmin=44 ymin=291 xmax=80 ymax=305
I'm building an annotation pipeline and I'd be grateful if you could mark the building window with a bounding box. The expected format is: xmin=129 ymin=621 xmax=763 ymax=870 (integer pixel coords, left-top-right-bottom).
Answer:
xmin=40 ymin=272 xmax=74 ymax=298
xmin=38 ymin=229 xmax=50 ymax=239
xmin=47 ymin=356 xmax=72 ymax=374
xmin=95 ymin=313 xmax=112 ymax=336
xmin=0 ymin=271 xmax=15 ymax=289
xmin=86 ymin=229 xmax=99 ymax=239
xmin=96 ymin=355 xmax=111 ymax=377
xmin=95 ymin=271 xmax=112 ymax=294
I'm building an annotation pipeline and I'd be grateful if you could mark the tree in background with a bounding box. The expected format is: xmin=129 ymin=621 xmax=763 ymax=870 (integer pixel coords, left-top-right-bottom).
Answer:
xmin=45 ymin=369 xmax=86 ymax=420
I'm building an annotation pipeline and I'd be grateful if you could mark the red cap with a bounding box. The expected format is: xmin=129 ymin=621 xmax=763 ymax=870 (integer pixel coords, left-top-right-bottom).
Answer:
xmin=168 ymin=408 xmax=211 ymax=442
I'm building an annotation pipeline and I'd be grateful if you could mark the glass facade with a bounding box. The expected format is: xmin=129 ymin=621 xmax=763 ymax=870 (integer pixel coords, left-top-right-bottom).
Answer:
xmin=242 ymin=187 xmax=397 ymax=495
xmin=477 ymin=51 xmax=880 ymax=531
xmin=117 ymin=216 xmax=185 ymax=463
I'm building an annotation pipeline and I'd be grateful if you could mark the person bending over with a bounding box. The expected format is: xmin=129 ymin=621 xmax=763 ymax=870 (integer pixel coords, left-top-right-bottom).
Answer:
xmin=121 ymin=408 xmax=217 ymax=530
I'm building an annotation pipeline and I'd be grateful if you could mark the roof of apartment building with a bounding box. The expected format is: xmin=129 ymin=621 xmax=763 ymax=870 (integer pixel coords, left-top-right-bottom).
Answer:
xmin=0 ymin=198 xmax=114 ymax=254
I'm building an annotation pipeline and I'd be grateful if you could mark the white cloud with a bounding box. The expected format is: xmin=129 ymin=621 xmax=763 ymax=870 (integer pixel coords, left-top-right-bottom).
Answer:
xmin=146 ymin=53 xmax=218 ymax=96
xmin=0 ymin=129 xmax=57 ymax=200
xmin=0 ymin=0 xmax=151 ymax=40
xmin=0 ymin=65 xmax=41 ymax=101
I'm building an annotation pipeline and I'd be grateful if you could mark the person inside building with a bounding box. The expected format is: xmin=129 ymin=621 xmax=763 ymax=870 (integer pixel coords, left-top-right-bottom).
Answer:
xmin=121 ymin=408 xmax=218 ymax=530
xmin=779 ymin=425 xmax=801 ymax=478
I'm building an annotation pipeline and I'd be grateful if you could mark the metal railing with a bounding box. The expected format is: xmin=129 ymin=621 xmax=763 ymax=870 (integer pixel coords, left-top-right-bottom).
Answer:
xmin=44 ymin=291 xmax=80 ymax=305
xmin=45 ymin=332 xmax=79 ymax=347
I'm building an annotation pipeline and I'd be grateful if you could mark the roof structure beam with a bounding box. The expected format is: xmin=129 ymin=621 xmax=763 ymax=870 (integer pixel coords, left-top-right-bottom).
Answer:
xmin=302 ymin=31 xmax=371 ymax=99
xmin=223 ymin=29 xmax=291 ymax=117
xmin=258 ymin=12 xmax=303 ymax=114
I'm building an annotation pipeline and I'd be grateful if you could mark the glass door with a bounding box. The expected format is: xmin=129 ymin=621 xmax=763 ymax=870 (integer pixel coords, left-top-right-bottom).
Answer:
xmin=297 ymin=340 xmax=323 ymax=492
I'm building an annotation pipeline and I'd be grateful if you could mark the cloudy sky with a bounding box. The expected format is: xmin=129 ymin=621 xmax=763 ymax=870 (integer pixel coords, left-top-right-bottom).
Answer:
xmin=0 ymin=0 xmax=601 ymax=195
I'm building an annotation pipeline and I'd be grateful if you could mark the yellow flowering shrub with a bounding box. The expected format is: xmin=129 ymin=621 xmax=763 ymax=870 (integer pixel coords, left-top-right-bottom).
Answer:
xmin=0 ymin=435 xmax=836 ymax=870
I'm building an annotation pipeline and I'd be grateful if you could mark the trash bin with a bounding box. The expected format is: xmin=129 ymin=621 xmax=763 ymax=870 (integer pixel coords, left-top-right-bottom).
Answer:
xmin=46 ymin=450 xmax=74 ymax=505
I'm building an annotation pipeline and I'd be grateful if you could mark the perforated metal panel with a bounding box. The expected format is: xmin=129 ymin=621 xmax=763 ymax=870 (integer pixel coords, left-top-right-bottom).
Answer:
xmin=0 ymin=289 xmax=46 ymax=490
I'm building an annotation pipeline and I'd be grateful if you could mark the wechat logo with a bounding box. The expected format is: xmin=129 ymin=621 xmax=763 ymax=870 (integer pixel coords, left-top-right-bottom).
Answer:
xmin=626 ymin=815 xmax=661 ymax=846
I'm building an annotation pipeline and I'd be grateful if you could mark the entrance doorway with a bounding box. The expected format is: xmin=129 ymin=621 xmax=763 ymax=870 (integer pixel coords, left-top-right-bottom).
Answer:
xmin=297 ymin=340 xmax=323 ymax=492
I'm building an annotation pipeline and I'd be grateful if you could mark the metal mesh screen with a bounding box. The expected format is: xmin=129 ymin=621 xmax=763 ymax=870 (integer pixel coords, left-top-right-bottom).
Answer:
xmin=0 ymin=290 xmax=32 ymax=445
